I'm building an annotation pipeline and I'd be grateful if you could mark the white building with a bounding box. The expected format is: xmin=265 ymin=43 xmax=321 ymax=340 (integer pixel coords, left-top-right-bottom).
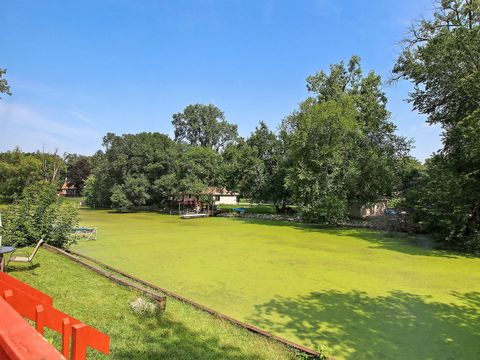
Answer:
xmin=168 ymin=187 xmax=239 ymax=208
xmin=207 ymin=187 xmax=239 ymax=205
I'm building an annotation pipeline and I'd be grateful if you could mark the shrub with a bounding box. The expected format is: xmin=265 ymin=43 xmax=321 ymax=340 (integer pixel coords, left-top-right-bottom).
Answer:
xmin=130 ymin=296 xmax=159 ymax=316
xmin=1 ymin=182 xmax=78 ymax=248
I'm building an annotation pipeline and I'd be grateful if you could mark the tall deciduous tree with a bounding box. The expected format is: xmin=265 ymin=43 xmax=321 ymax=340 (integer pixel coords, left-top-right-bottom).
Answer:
xmin=283 ymin=97 xmax=359 ymax=223
xmin=307 ymin=56 xmax=410 ymax=206
xmin=394 ymin=0 xmax=480 ymax=252
xmin=84 ymin=132 xmax=179 ymax=209
xmin=284 ymin=57 xmax=409 ymax=223
xmin=172 ymin=104 xmax=238 ymax=151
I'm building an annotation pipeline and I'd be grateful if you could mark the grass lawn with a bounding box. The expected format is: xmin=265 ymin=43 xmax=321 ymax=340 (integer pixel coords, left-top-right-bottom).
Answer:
xmin=10 ymin=248 xmax=297 ymax=359
xmin=70 ymin=210 xmax=480 ymax=359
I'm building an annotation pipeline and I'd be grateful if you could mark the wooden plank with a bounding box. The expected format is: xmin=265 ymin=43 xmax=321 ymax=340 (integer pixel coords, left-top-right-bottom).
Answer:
xmin=0 ymin=297 xmax=64 ymax=360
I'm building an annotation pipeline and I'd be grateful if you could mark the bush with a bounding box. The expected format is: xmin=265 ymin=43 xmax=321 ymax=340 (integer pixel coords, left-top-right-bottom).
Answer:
xmin=1 ymin=182 xmax=78 ymax=248
xmin=130 ymin=296 xmax=159 ymax=316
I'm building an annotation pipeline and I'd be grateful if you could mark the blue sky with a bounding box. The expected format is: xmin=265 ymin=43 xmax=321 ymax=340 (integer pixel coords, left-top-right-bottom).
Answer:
xmin=1 ymin=0 xmax=441 ymax=160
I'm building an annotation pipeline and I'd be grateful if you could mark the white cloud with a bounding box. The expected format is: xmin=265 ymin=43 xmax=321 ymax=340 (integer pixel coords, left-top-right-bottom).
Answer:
xmin=0 ymin=102 xmax=101 ymax=154
xmin=70 ymin=109 xmax=95 ymax=126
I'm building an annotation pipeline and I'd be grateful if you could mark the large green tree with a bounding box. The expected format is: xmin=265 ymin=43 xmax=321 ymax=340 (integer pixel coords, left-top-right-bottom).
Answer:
xmin=172 ymin=104 xmax=238 ymax=151
xmin=283 ymin=97 xmax=359 ymax=223
xmin=284 ymin=57 xmax=409 ymax=223
xmin=84 ymin=131 xmax=225 ymax=210
xmin=307 ymin=56 xmax=410 ymax=206
xmin=394 ymin=0 xmax=480 ymax=252
xmin=84 ymin=132 xmax=179 ymax=209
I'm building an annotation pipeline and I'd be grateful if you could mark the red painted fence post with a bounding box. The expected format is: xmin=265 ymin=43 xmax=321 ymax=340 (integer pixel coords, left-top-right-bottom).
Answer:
xmin=35 ymin=304 xmax=45 ymax=335
xmin=0 ymin=273 xmax=109 ymax=359
xmin=62 ymin=317 xmax=72 ymax=358
xmin=71 ymin=323 xmax=88 ymax=360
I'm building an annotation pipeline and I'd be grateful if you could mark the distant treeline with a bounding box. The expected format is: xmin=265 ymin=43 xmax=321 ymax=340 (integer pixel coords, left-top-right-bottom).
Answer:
xmin=0 ymin=150 xmax=90 ymax=201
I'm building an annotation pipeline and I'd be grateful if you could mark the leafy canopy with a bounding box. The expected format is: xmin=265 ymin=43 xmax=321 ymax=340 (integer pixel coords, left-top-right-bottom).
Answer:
xmin=1 ymin=182 xmax=78 ymax=248
xmin=284 ymin=57 xmax=410 ymax=222
xmin=394 ymin=0 xmax=480 ymax=252
xmin=172 ymin=104 xmax=238 ymax=152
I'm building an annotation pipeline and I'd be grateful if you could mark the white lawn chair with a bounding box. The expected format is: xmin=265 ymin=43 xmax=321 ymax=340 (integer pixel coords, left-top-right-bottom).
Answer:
xmin=7 ymin=239 xmax=44 ymax=269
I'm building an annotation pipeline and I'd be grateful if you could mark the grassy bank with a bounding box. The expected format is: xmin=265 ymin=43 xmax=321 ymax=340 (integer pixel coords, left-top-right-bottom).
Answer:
xmin=10 ymin=248 xmax=297 ymax=359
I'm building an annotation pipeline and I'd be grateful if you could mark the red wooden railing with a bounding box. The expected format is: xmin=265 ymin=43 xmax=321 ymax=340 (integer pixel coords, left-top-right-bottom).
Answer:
xmin=0 ymin=297 xmax=64 ymax=359
xmin=0 ymin=272 xmax=109 ymax=359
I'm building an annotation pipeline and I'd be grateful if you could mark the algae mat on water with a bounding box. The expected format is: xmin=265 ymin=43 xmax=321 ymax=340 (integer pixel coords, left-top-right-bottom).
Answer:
xmin=73 ymin=210 xmax=480 ymax=359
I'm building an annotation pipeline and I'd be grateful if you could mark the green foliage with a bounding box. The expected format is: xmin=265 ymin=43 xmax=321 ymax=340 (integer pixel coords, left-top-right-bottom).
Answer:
xmin=404 ymin=155 xmax=480 ymax=252
xmin=0 ymin=148 xmax=67 ymax=202
xmin=315 ymin=344 xmax=332 ymax=360
xmin=83 ymin=174 xmax=110 ymax=208
xmin=1 ymin=182 xmax=78 ymax=248
xmin=284 ymin=57 xmax=409 ymax=223
xmin=0 ymin=149 xmax=43 ymax=201
xmin=0 ymin=68 xmax=11 ymax=98
xmin=85 ymin=132 xmax=178 ymax=209
xmin=172 ymin=104 xmax=238 ymax=151
xmin=394 ymin=0 xmax=480 ymax=252
xmin=178 ymin=146 xmax=224 ymax=190
xmin=223 ymin=122 xmax=291 ymax=209
xmin=65 ymin=153 xmax=91 ymax=194
xmin=110 ymin=175 xmax=151 ymax=211
xmin=110 ymin=184 xmax=133 ymax=212
xmin=84 ymin=132 xmax=226 ymax=210
xmin=284 ymin=97 xmax=359 ymax=223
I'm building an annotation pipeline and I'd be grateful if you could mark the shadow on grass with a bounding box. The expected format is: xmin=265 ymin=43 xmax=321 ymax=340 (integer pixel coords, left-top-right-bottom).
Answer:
xmin=247 ymin=290 xmax=480 ymax=359
xmin=111 ymin=314 xmax=264 ymax=360
xmin=6 ymin=263 xmax=40 ymax=273
xmin=230 ymin=217 xmax=475 ymax=258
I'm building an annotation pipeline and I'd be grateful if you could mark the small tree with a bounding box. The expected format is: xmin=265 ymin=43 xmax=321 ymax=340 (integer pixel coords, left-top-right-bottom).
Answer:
xmin=1 ymin=182 xmax=78 ymax=248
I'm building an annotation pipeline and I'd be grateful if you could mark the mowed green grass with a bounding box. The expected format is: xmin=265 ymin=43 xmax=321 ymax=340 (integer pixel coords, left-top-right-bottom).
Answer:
xmin=73 ymin=210 xmax=480 ymax=359
xmin=11 ymin=248 xmax=296 ymax=360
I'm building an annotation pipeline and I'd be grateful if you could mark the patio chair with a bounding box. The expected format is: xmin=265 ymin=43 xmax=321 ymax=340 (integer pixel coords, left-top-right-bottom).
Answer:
xmin=7 ymin=239 xmax=44 ymax=269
